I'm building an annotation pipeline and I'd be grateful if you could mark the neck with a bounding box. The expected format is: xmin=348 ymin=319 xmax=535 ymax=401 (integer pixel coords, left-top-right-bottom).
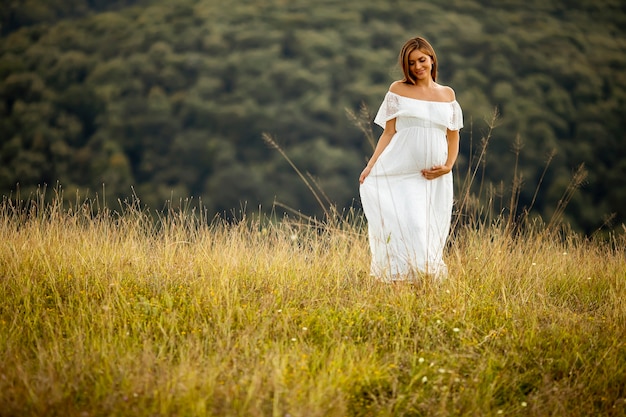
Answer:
xmin=413 ymin=78 xmax=433 ymax=88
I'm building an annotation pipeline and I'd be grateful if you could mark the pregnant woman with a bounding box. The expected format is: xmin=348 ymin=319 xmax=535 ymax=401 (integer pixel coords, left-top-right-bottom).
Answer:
xmin=359 ymin=36 xmax=464 ymax=282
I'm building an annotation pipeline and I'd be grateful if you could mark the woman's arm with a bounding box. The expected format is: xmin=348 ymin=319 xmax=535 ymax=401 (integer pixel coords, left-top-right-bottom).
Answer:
xmin=444 ymin=128 xmax=460 ymax=170
xmin=359 ymin=118 xmax=396 ymax=184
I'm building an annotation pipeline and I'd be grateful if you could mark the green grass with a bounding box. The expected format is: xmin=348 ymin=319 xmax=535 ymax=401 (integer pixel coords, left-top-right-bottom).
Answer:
xmin=0 ymin=194 xmax=625 ymax=417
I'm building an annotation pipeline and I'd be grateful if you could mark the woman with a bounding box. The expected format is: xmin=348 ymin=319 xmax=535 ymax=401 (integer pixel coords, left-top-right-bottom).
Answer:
xmin=359 ymin=36 xmax=463 ymax=282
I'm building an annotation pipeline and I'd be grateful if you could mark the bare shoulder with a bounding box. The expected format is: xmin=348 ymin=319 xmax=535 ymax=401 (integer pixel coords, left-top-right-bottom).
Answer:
xmin=436 ymin=84 xmax=457 ymax=101
xmin=388 ymin=80 xmax=407 ymax=94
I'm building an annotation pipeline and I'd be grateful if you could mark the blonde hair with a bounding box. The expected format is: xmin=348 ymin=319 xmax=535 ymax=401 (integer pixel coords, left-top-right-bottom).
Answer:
xmin=399 ymin=36 xmax=438 ymax=84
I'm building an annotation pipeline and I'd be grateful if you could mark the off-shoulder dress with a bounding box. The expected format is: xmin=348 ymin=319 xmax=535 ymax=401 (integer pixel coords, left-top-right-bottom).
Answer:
xmin=359 ymin=91 xmax=463 ymax=281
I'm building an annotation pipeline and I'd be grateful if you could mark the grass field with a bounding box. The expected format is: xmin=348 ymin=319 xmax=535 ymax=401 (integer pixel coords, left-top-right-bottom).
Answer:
xmin=0 ymin=190 xmax=625 ymax=416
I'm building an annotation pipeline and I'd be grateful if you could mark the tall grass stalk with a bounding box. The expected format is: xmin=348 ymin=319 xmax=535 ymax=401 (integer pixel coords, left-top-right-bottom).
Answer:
xmin=1 ymin=182 xmax=625 ymax=416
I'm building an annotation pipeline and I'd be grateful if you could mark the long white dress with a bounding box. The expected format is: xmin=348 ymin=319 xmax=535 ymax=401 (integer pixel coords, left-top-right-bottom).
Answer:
xmin=360 ymin=91 xmax=463 ymax=281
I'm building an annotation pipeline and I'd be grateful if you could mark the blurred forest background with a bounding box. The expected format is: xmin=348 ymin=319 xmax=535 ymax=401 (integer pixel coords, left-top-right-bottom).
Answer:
xmin=1 ymin=0 xmax=624 ymax=233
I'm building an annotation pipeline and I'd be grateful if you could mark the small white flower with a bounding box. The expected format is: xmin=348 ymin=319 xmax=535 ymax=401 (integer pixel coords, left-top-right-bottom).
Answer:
xmin=521 ymin=401 xmax=527 ymax=407
xmin=452 ymin=327 xmax=460 ymax=332
xmin=497 ymin=410 xmax=503 ymax=415
xmin=418 ymin=357 xmax=425 ymax=364
xmin=291 ymin=338 xmax=297 ymax=342
xmin=277 ymin=309 xmax=282 ymax=313
xmin=438 ymin=368 xmax=446 ymax=374
xmin=531 ymin=262 xmax=537 ymax=266
xmin=421 ymin=376 xmax=428 ymax=383
xmin=436 ymin=319 xmax=442 ymax=324
xmin=302 ymin=327 xmax=308 ymax=331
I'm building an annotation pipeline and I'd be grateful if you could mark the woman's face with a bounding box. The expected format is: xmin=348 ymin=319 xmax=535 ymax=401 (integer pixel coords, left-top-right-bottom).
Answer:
xmin=408 ymin=49 xmax=432 ymax=81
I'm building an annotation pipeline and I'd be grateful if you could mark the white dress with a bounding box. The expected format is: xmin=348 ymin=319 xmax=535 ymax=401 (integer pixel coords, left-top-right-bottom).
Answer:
xmin=360 ymin=91 xmax=463 ymax=281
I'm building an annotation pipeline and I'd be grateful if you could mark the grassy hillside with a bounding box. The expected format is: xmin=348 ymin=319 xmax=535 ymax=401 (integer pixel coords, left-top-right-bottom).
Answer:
xmin=0 ymin=192 xmax=624 ymax=416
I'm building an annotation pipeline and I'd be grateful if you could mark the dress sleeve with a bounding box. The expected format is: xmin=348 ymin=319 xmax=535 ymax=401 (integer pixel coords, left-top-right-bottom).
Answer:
xmin=448 ymin=101 xmax=464 ymax=131
xmin=373 ymin=92 xmax=400 ymax=129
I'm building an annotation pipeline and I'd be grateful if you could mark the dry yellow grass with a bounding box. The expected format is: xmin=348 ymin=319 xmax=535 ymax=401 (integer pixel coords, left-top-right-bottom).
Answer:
xmin=0 ymin=193 xmax=625 ymax=416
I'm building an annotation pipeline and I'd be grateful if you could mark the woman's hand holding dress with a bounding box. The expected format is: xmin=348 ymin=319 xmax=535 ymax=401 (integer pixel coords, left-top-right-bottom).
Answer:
xmin=359 ymin=166 xmax=372 ymax=184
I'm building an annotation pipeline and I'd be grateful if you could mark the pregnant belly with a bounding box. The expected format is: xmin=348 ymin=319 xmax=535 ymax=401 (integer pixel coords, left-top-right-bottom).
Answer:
xmin=373 ymin=128 xmax=448 ymax=176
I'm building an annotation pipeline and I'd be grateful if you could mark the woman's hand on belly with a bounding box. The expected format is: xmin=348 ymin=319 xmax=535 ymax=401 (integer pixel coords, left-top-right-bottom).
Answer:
xmin=421 ymin=164 xmax=451 ymax=180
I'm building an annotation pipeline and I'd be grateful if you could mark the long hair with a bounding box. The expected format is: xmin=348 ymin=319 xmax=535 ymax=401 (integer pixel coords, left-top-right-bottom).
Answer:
xmin=399 ymin=36 xmax=438 ymax=84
